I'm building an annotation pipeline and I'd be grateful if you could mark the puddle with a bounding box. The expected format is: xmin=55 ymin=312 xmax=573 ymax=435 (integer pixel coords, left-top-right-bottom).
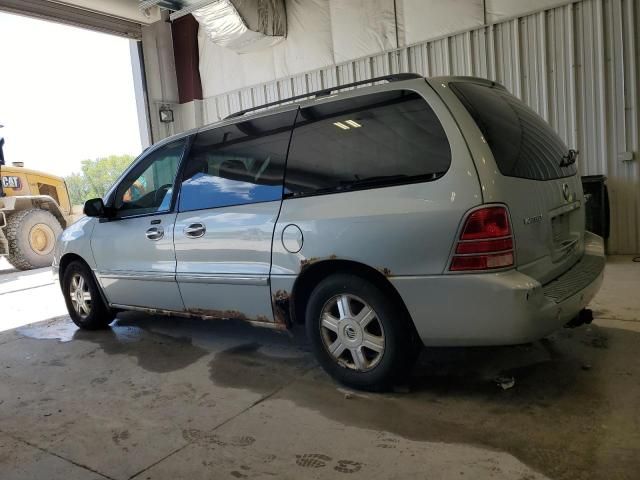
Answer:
xmin=208 ymin=342 xmax=312 ymax=395
xmin=16 ymin=316 xmax=79 ymax=342
xmin=17 ymin=315 xmax=208 ymax=373
xmin=201 ymin=323 xmax=640 ymax=480
xmin=8 ymin=313 xmax=640 ymax=479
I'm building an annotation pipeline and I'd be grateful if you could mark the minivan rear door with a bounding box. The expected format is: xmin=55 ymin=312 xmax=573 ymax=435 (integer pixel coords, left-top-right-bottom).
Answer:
xmin=173 ymin=108 xmax=298 ymax=325
xmin=447 ymin=80 xmax=584 ymax=284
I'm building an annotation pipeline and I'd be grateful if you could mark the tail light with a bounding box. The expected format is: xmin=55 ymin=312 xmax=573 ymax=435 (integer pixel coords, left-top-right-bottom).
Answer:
xmin=449 ymin=206 xmax=514 ymax=271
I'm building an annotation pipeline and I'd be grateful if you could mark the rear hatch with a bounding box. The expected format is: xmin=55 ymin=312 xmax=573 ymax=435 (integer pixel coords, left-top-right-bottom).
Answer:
xmin=449 ymin=80 xmax=585 ymax=284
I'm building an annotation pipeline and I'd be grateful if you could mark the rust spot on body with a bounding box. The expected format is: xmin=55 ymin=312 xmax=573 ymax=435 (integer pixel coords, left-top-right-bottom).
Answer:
xmin=272 ymin=290 xmax=291 ymax=327
xmin=300 ymin=257 xmax=319 ymax=271
xmin=299 ymin=254 xmax=338 ymax=272
xmin=188 ymin=308 xmax=249 ymax=321
xmin=186 ymin=309 xmax=280 ymax=328
xmin=378 ymin=267 xmax=392 ymax=276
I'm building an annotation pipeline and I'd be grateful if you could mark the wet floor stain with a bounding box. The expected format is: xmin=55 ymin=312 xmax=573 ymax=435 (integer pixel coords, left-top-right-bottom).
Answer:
xmin=182 ymin=428 xmax=256 ymax=448
xmin=6 ymin=314 xmax=640 ymax=479
xmin=16 ymin=316 xmax=208 ymax=373
xmin=16 ymin=316 xmax=78 ymax=342
xmin=208 ymin=342 xmax=312 ymax=395
xmin=275 ymin=325 xmax=640 ymax=480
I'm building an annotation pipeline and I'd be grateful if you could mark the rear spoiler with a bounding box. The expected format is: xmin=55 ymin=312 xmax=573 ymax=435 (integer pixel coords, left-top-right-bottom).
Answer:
xmin=430 ymin=76 xmax=507 ymax=91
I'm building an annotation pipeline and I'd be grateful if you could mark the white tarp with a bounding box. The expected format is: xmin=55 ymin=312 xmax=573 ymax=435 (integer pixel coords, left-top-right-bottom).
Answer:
xmin=199 ymin=0 xmax=333 ymax=97
xmin=198 ymin=33 xmax=276 ymax=98
xmin=197 ymin=0 xmax=572 ymax=98
xmin=399 ymin=0 xmax=484 ymax=45
xmin=329 ymin=0 xmax=399 ymax=63
xmin=486 ymin=0 xmax=571 ymax=22
xmin=192 ymin=0 xmax=286 ymax=54
xmin=272 ymin=0 xmax=334 ymax=80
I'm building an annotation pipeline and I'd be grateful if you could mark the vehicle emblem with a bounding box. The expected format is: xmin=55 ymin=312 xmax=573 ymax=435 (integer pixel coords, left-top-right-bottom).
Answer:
xmin=1 ymin=175 xmax=21 ymax=189
xmin=562 ymin=183 xmax=571 ymax=202
xmin=523 ymin=214 xmax=543 ymax=225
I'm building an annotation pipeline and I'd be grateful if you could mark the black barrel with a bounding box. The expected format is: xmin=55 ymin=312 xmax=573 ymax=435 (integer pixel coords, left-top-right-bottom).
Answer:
xmin=581 ymin=175 xmax=610 ymax=240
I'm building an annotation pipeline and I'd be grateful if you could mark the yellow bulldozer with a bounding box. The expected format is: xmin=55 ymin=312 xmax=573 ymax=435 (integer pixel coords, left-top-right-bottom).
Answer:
xmin=0 ymin=135 xmax=73 ymax=270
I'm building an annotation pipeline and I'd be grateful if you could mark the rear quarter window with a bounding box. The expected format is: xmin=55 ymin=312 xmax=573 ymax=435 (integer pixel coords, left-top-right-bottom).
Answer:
xmin=450 ymin=82 xmax=577 ymax=181
xmin=284 ymin=90 xmax=451 ymax=196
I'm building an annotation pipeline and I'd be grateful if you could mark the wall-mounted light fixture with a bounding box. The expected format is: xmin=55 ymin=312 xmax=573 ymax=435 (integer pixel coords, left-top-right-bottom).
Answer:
xmin=159 ymin=105 xmax=174 ymax=123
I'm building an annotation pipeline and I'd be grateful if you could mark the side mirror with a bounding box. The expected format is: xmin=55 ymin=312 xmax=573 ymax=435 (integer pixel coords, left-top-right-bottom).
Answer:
xmin=83 ymin=198 xmax=106 ymax=217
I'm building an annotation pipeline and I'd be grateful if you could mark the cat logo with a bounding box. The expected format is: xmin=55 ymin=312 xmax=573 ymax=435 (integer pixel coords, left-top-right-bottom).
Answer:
xmin=1 ymin=176 xmax=22 ymax=189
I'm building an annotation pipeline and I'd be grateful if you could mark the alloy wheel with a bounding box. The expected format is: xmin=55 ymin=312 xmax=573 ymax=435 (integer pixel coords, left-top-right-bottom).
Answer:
xmin=319 ymin=294 xmax=385 ymax=372
xmin=69 ymin=273 xmax=92 ymax=319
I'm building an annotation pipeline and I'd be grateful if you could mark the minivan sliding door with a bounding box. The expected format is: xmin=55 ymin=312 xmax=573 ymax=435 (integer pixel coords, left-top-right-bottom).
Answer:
xmin=173 ymin=107 xmax=298 ymax=325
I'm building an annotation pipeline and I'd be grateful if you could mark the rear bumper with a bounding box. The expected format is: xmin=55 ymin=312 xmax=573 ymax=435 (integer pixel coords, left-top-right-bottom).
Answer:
xmin=392 ymin=232 xmax=605 ymax=346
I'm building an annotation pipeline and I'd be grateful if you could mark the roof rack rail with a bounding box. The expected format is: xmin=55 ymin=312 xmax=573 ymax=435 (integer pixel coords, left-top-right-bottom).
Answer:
xmin=224 ymin=72 xmax=423 ymax=120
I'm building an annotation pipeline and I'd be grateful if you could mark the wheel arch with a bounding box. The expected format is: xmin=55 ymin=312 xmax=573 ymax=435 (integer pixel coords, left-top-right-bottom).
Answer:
xmin=290 ymin=259 xmax=419 ymax=339
xmin=2 ymin=196 xmax=67 ymax=228
xmin=58 ymin=252 xmax=88 ymax=286
xmin=59 ymin=252 xmax=113 ymax=311
xmin=58 ymin=253 xmax=111 ymax=308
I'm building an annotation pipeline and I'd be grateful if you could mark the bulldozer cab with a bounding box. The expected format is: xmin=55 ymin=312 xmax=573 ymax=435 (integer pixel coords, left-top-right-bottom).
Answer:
xmin=1 ymin=164 xmax=72 ymax=215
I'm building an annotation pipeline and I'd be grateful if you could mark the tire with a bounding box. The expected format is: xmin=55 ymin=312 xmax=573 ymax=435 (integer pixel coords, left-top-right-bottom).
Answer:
xmin=6 ymin=209 xmax=62 ymax=270
xmin=62 ymin=261 xmax=115 ymax=330
xmin=305 ymin=273 xmax=418 ymax=391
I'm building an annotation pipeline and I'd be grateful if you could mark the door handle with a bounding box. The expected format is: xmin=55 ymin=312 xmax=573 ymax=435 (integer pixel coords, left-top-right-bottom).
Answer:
xmin=184 ymin=223 xmax=206 ymax=238
xmin=145 ymin=226 xmax=164 ymax=241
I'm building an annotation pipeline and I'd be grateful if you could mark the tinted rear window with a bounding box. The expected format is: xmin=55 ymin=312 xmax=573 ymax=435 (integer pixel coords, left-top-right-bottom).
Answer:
xmin=285 ymin=90 xmax=451 ymax=196
xmin=450 ymin=82 xmax=577 ymax=180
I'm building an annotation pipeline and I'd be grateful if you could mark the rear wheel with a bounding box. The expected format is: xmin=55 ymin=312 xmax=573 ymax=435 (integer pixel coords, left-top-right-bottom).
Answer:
xmin=62 ymin=261 xmax=115 ymax=330
xmin=306 ymin=274 xmax=418 ymax=391
xmin=6 ymin=209 xmax=62 ymax=270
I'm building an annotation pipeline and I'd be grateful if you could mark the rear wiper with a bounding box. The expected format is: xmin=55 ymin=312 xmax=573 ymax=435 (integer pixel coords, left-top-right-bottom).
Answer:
xmin=560 ymin=149 xmax=579 ymax=167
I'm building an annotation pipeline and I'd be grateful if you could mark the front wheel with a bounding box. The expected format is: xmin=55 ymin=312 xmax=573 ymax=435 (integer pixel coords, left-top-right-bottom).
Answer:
xmin=306 ymin=274 xmax=418 ymax=391
xmin=62 ymin=261 xmax=115 ymax=330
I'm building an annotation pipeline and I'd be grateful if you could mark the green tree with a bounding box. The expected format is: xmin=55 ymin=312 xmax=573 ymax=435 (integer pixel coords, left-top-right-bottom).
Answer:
xmin=65 ymin=154 xmax=134 ymax=205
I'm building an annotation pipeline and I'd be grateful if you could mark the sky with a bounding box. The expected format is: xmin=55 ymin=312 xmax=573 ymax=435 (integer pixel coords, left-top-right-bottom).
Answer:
xmin=0 ymin=12 xmax=142 ymax=177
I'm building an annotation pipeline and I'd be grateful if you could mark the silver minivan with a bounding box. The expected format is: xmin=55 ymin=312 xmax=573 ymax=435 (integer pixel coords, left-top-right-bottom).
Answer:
xmin=53 ymin=74 xmax=605 ymax=390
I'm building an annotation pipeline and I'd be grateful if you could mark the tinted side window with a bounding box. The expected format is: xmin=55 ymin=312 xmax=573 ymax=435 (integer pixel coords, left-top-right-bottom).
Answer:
xmin=285 ymin=90 xmax=451 ymax=196
xmin=179 ymin=110 xmax=297 ymax=212
xmin=450 ymin=82 xmax=577 ymax=180
xmin=114 ymin=139 xmax=185 ymax=217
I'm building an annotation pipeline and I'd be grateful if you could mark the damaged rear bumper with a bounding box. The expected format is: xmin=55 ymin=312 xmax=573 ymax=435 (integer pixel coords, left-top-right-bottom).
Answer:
xmin=391 ymin=232 xmax=605 ymax=347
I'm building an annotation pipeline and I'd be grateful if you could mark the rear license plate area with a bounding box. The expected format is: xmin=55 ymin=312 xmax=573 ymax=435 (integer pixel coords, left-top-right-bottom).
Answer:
xmin=552 ymin=214 xmax=571 ymax=245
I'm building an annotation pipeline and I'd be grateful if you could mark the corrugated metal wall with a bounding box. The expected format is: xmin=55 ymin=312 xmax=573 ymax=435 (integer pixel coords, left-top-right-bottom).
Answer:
xmin=201 ymin=0 xmax=640 ymax=254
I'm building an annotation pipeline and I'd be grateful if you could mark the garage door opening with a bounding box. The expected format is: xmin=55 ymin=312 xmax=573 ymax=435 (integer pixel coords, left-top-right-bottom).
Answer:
xmin=0 ymin=10 xmax=146 ymax=330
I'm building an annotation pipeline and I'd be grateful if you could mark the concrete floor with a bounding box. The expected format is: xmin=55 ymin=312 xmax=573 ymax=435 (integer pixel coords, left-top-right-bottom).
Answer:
xmin=1 ymin=256 xmax=639 ymax=480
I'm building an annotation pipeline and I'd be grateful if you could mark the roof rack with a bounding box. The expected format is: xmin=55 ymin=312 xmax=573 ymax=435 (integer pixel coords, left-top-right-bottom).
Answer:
xmin=224 ymin=73 xmax=423 ymax=120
